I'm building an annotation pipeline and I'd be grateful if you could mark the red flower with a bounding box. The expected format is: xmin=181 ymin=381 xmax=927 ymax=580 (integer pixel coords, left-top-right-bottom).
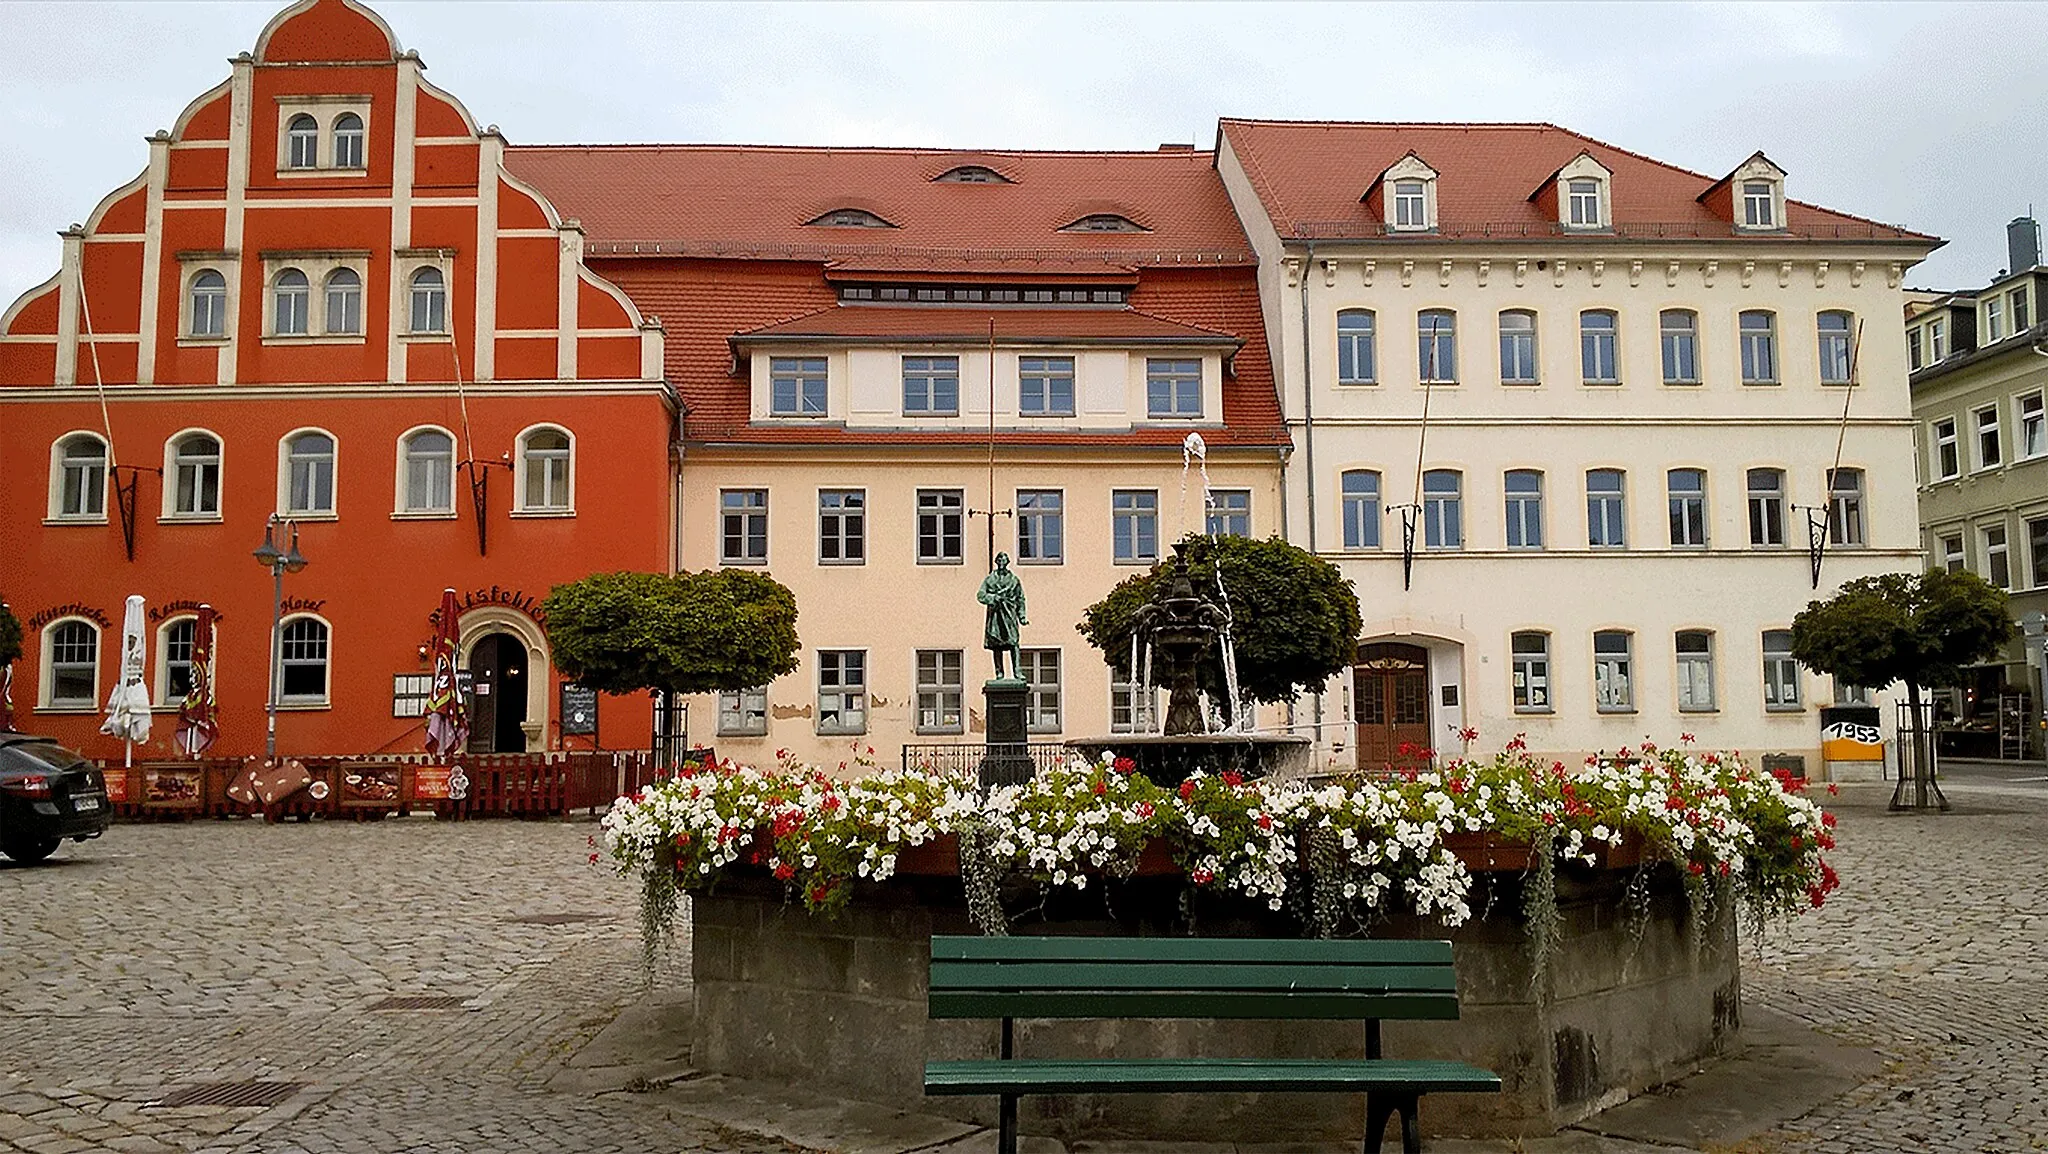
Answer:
xmin=1222 ymin=771 xmax=1244 ymax=788
xmin=587 ymin=852 xmax=600 ymax=865
xmin=1790 ymin=834 xmax=1803 ymax=850
xmin=1505 ymin=734 xmax=1528 ymax=753
xmin=810 ymin=884 xmax=831 ymax=904
xmin=772 ymin=811 xmax=804 ymax=838
xmin=1716 ymin=860 xmax=1731 ymax=877
xmin=1820 ymin=811 xmax=1837 ymax=828
xmin=1093 ymin=780 xmax=1108 ymax=797
xmin=1256 ymin=813 xmax=1273 ymax=831
xmin=1191 ymin=868 xmax=1215 ymax=885
xmin=1397 ymin=741 xmax=1418 ymax=758
xmin=1114 ymin=756 xmax=1137 ymax=775
xmin=822 ymin=794 xmax=843 ymax=813
xmin=1135 ymin=801 xmax=1155 ymax=820
xmin=1687 ymin=860 xmax=1705 ymax=876
xmin=1457 ymin=726 xmax=1479 ymax=743
xmin=774 ymin=862 xmax=795 ymax=881
xmin=1178 ymin=780 xmax=1197 ymax=801
xmin=1680 ymin=732 xmax=1696 ymax=745
xmin=1827 ymin=782 xmax=1840 ymax=796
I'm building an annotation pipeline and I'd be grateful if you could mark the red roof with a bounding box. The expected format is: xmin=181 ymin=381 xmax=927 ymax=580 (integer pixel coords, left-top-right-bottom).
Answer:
xmin=505 ymin=144 xmax=1257 ymax=264
xmin=735 ymin=307 xmax=1240 ymax=347
xmin=1219 ymin=120 xmax=1937 ymax=244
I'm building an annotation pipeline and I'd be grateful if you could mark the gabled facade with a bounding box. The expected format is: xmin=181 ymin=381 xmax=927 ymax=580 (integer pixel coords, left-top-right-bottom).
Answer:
xmin=0 ymin=0 xmax=673 ymax=760
xmin=1216 ymin=118 xmax=1941 ymax=776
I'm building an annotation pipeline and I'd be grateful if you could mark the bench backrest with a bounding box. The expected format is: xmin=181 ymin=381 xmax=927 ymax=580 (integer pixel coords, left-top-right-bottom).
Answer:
xmin=928 ymin=936 xmax=1461 ymax=1022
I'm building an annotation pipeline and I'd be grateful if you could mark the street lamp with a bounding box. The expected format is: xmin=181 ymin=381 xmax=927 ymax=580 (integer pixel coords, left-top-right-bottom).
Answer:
xmin=253 ymin=514 xmax=308 ymax=761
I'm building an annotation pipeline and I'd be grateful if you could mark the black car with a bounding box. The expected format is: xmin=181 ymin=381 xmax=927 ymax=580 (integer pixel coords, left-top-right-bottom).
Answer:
xmin=0 ymin=733 xmax=111 ymax=863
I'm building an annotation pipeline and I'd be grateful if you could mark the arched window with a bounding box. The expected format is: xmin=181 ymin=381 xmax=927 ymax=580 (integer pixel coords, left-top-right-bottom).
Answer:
xmin=518 ymin=426 xmax=572 ymax=511
xmin=52 ymin=432 xmax=108 ymax=519
xmin=409 ymin=267 xmax=446 ymax=334
xmin=1498 ymin=310 xmax=1538 ymax=384
xmin=1659 ymin=310 xmax=1699 ymax=384
xmin=169 ymin=432 xmax=221 ymax=517
xmin=401 ymin=428 xmax=455 ymax=513
xmin=44 ymin=620 xmax=100 ymax=708
xmin=1336 ymin=310 xmax=1376 ymax=384
xmin=1817 ymin=311 xmax=1854 ymax=384
xmin=1740 ymin=310 xmax=1778 ymax=384
xmin=1422 ymin=468 xmax=1462 ymax=549
xmin=273 ymin=269 xmax=310 ymax=335
xmin=324 ymin=269 xmax=362 ymax=335
xmin=1418 ymin=310 xmax=1456 ymax=382
xmin=1340 ymin=470 xmax=1380 ymax=549
xmin=284 ymin=431 xmax=335 ymax=515
xmin=806 ymin=208 xmax=895 ymax=228
xmin=1580 ymin=310 xmax=1619 ymax=383
xmin=332 ymin=113 xmax=365 ymax=169
xmin=1060 ymin=213 xmax=1148 ymax=233
xmin=286 ymin=114 xmax=319 ymax=169
xmin=278 ymin=616 xmax=330 ymax=704
xmin=189 ymin=269 xmax=227 ymax=338
xmin=157 ymin=617 xmax=197 ymax=706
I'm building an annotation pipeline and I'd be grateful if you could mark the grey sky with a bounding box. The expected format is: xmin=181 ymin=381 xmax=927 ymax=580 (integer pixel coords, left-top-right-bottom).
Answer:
xmin=2 ymin=1 xmax=2040 ymax=311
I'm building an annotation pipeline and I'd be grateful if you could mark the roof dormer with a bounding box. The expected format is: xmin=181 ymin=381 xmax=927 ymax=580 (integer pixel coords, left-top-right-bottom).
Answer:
xmin=1530 ymin=151 xmax=1613 ymax=232
xmin=1698 ymin=152 xmax=1788 ymax=233
xmin=1059 ymin=213 xmax=1148 ymax=233
xmin=933 ymin=165 xmax=1014 ymax=184
xmin=1362 ymin=152 xmax=1439 ymax=234
xmin=806 ymin=207 xmax=897 ymax=229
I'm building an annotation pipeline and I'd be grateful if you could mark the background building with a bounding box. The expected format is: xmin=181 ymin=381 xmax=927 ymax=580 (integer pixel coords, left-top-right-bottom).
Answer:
xmin=1216 ymin=120 xmax=1940 ymax=776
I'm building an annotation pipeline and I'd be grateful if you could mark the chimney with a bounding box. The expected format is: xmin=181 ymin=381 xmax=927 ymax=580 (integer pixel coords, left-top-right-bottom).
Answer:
xmin=2010 ymin=216 xmax=2042 ymax=274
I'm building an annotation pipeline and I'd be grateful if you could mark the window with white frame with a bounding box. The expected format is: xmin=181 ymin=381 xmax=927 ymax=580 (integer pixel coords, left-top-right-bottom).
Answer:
xmin=1976 ymin=406 xmax=2002 ymax=469
xmin=169 ymin=432 xmax=221 ymax=517
xmin=1929 ymin=318 xmax=1948 ymax=361
xmin=915 ymin=650 xmax=964 ymax=734
xmin=1741 ymin=180 xmax=1776 ymax=228
xmin=717 ymin=687 xmax=768 ymax=736
xmin=1392 ymin=180 xmax=1428 ymax=230
xmin=1908 ymin=328 xmax=1923 ymax=371
xmin=324 ymin=269 xmax=362 ymax=335
xmin=159 ymin=617 xmax=196 ymax=705
xmin=1984 ymin=523 xmax=2011 ymax=589
xmin=1423 ymin=469 xmax=1462 ymax=549
xmin=902 ymin=356 xmax=960 ymax=415
xmin=1504 ymin=470 xmax=1543 ymax=549
xmin=52 ymin=432 xmax=108 ymax=519
xmin=1113 ymin=489 xmax=1158 ymax=563
xmin=408 ymin=267 xmax=447 ymax=334
xmin=518 ymin=427 xmax=572 ymax=511
xmin=1747 ymin=468 xmax=1785 ymax=547
xmin=1022 ymin=649 xmax=1062 ymax=733
xmin=1667 ymin=469 xmax=1708 ymax=548
xmin=401 ymin=428 xmax=455 ymax=513
xmin=1567 ymin=179 xmax=1602 ymax=228
xmin=1942 ymin=533 xmax=1965 ymax=574
xmin=1017 ymin=490 xmax=1063 ymax=562
xmin=1817 ymin=311 xmax=1854 ymax=384
xmin=1593 ymin=630 xmax=1633 ymax=712
xmin=817 ymin=650 xmax=867 ymax=734
xmin=2013 ymin=285 xmax=2031 ymax=330
xmin=1336 ymin=310 xmax=1377 ymax=384
xmin=1110 ymin=676 xmax=1157 ymax=734
xmin=1660 ymin=310 xmax=1699 ymax=384
xmin=44 ymin=620 xmax=99 ymax=708
xmin=278 ymin=616 xmax=329 ymax=704
xmin=1833 ymin=680 xmax=1872 ymax=705
xmin=1580 ymin=310 xmax=1619 ymax=383
xmin=721 ymin=488 xmax=768 ymax=564
xmin=818 ymin=489 xmax=864 ymax=564
xmin=283 ymin=431 xmax=335 ymax=515
xmin=2031 ymin=518 xmax=2048 ymax=587
xmin=1498 ymin=310 xmax=1538 ymax=384
xmin=917 ymin=489 xmax=964 ymax=563
xmin=770 ymin=357 xmax=827 ymax=416
xmin=188 ymin=269 xmax=228 ymax=338
xmin=286 ymin=114 xmax=319 ymax=170
xmin=1418 ymin=310 xmax=1457 ymax=382
xmin=1511 ymin=631 xmax=1551 ymax=712
xmin=1762 ymin=630 xmax=1802 ymax=711
xmin=1933 ymin=417 xmax=1960 ymax=480
xmin=1986 ymin=296 xmax=2005 ymax=343
xmin=2020 ymin=393 xmax=2046 ymax=459
xmin=1206 ymin=489 xmax=1250 ymax=538
xmin=1828 ymin=468 xmax=1865 ymax=547
xmin=1341 ymin=470 xmax=1380 ymax=549
xmin=332 ymin=113 xmax=365 ymax=169
xmin=273 ymin=269 xmax=311 ymax=336
xmin=1676 ymin=630 xmax=1716 ymax=712
xmin=1019 ymin=356 xmax=1076 ymax=415
xmin=1587 ymin=469 xmax=1626 ymax=548
xmin=1146 ymin=358 xmax=1203 ymax=419
xmin=1739 ymin=311 xmax=1777 ymax=383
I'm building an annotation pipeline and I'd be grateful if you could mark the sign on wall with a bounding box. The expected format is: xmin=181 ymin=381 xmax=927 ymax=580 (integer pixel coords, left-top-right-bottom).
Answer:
xmin=560 ymin=684 xmax=598 ymax=737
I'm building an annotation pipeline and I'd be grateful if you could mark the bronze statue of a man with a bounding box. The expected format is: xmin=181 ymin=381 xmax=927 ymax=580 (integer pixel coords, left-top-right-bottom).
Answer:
xmin=977 ymin=552 xmax=1028 ymax=679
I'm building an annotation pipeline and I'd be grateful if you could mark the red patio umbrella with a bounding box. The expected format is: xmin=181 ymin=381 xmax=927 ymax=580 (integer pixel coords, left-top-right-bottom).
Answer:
xmin=424 ymin=588 xmax=469 ymax=755
xmin=174 ymin=603 xmax=219 ymax=758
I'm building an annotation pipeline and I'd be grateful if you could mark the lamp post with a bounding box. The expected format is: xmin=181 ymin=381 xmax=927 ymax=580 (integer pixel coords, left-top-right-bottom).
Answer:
xmin=253 ymin=515 xmax=308 ymax=761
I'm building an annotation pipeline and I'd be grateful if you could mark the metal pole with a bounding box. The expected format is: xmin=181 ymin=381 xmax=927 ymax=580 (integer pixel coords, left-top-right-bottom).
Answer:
xmin=266 ymin=559 xmax=281 ymax=761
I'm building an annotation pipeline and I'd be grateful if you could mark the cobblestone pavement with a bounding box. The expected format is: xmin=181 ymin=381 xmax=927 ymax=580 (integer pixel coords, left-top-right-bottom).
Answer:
xmin=0 ymin=818 xmax=760 ymax=1154
xmin=1741 ymin=782 xmax=2048 ymax=1154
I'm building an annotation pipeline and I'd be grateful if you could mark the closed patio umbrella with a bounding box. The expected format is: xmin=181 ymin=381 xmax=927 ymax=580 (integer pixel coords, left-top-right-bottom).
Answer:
xmin=423 ymin=588 xmax=469 ymax=756
xmin=100 ymin=594 xmax=152 ymax=766
xmin=175 ymin=603 xmax=218 ymax=758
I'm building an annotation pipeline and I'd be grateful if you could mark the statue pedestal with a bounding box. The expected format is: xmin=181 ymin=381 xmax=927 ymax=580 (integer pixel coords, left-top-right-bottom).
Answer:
xmin=980 ymin=678 xmax=1032 ymax=787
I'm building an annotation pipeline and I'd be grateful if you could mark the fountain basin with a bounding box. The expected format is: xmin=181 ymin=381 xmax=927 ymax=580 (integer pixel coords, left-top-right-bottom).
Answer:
xmin=1064 ymin=732 xmax=1312 ymax=785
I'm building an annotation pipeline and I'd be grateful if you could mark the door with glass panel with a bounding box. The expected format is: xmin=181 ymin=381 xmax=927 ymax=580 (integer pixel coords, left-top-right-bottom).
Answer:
xmin=1354 ymin=642 xmax=1432 ymax=772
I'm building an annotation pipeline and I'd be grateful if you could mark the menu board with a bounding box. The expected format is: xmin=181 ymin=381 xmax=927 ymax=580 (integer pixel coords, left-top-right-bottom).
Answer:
xmin=560 ymin=684 xmax=598 ymax=736
xmin=340 ymin=764 xmax=404 ymax=805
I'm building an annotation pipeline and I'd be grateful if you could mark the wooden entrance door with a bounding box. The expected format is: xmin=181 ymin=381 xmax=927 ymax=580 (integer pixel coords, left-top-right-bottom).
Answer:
xmin=1354 ymin=642 xmax=1431 ymax=771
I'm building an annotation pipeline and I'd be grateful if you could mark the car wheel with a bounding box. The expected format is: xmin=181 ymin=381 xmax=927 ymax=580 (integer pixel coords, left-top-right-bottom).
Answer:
xmin=0 ymin=835 xmax=61 ymax=864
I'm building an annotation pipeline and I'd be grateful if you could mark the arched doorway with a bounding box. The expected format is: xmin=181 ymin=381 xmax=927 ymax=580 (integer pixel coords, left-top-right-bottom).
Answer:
xmin=1354 ymin=642 xmax=1431 ymax=771
xmin=466 ymin=632 xmax=530 ymax=754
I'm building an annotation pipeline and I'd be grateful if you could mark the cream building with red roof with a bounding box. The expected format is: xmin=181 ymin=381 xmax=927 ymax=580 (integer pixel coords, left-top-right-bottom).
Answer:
xmin=1216 ymin=119 xmax=1941 ymax=776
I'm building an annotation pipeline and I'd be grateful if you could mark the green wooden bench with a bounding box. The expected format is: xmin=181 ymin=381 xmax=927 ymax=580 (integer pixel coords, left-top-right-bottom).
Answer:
xmin=924 ymin=935 xmax=1501 ymax=1154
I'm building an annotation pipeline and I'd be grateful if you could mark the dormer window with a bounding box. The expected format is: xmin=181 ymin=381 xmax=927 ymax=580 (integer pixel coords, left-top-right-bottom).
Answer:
xmin=1371 ymin=153 xmax=1439 ymax=233
xmin=935 ymin=165 xmax=1011 ymax=184
xmin=1544 ymin=152 xmax=1613 ymax=231
xmin=286 ymin=115 xmax=319 ymax=169
xmin=807 ymin=208 xmax=895 ymax=228
xmin=1708 ymin=152 xmax=1788 ymax=232
xmin=1568 ymin=180 xmax=1600 ymax=226
xmin=1393 ymin=182 xmax=1427 ymax=229
xmin=1743 ymin=181 xmax=1776 ymax=228
xmin=1061 ymin=213 xmax=1148 ymax=233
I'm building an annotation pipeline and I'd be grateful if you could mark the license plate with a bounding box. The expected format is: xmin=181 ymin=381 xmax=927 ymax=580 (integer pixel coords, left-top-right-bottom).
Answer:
xmin=73 ymin=796 xmax=102 ymax=811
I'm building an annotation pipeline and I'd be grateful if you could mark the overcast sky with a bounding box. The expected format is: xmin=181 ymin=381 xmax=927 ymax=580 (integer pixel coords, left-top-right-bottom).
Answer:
xmin=2 ymin=1 xmax=2041 ymax=310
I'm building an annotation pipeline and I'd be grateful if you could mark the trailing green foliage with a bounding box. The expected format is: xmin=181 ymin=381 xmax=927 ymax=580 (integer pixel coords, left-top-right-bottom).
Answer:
xmin=1077 ymin=534 xmax=1362 ymax=705
xmin=542 ymin=569 xmax=800 ymax=697
xmin=1790 ymin=570 xmax=2012 ymax=693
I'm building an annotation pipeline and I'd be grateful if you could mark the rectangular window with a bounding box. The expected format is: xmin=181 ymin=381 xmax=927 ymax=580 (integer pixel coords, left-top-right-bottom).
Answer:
xmin=1113 ymin=489 xmax=1158 ymax=563
xmin=916 ymin=489 xmax=964 ymax=563
xmin=1740 ymin=312 xmax=1778 ymax=384
xmin=1742 ymin=181 xmax=1776 ymax=228
xmin=1422 ymin=470 xmax=1462 ymax=549
xmin=1504 ymin=470 xmax=1543 ymax=549
xmin=2021 ymin=393 xmax=2045 ymax=459
xmin=1986 ymin=297 xmax=2005 ymax=342
xmin=902 ymin=356 xmax=960 ymax=415
xmin=1660 ymin=311 xmax=1699 ymax=384
xmin=1393 ymin=180 xmax=1427 ymax=229
xmin=2032 ymin=519 xmax=2048 ymax=587
xmin=1943 ymin=533 xmax=1965 ymax=574
xmin=1762 ymin=630 xmax=1802 ymax=711
xmin=1930 ymin=318 xmax=1948 ymax=360
xmin=1511 ymin=631 xmax=1551 ymax=712
xmin=1145 ymin=358 xmax=1203 ymax=419
xmin=2013 ymin=286 xmax=2032 ymax=330
xmin=1984 ymin=524 xmax=2011 ymax=589
xmin=392 ymin=674 xmax=431 ymax=718
xmin=1747 ymin=469 xmax=1785 ymax=547
xmin=720 ymin=489 xmax=768 ymax=564
xmin=1022 ymin=649 xmax=1062 ymax=734
xmin=1833 ymin=680 xmax=1872 ymax=705
xmin=1908 ymin=328 xmax=1923 ymax=371
xmin=1977 ymin=406 xmax=2002 ymax=468
xmin=1933 ymin=418 xmax=1960 ymax=479
xmin=1567 ymin=179 xmax=1601 ymax=227
xmin=1110 ymin=677 xmax=1157 ymax=734
xmin=163 ymin=619 xmax=196 ymax=704
xmin=818 ymin=489 xmax=865 ymax=565
xmin=717 ymin=687 xmax=768 ymax=736
xmin=1337 ymin=312 xmax=1377 ymax=384
xmin=1667 ymin=469 xmax=1708 ymax=547
xmin=1593 ymin=631 xmax=1633 ymax=712
xmin=1018 ymin=356 xmax=1076 ymax=416
xmin=1828 ymin=469 xmax=1865 ymax=547
xmin=1587 ymin=469 xmax=1626 ymax=548
xmin=915 ymin=650 xmax=964 ymax=734
xmin=1418 ymin=311 xmax=1457 ymax=382
xmin=1016 ymin=489 xmax=1064 ymax=563
xmin=1206 ymin=489 xmax=1251 ymax=538
xmin=817 ymin=650 xmax=867 ymax=735
xmin=770 ymin=357 xmax=828 ymax=416
xmin=1498 ymin=312 xmax=1538 ymax=384
xmin=1580 ymin=312 xmax=1619 ymax=383
xmin=1341 ymin=471 xmax=1381 ymax=549
xmin=279 ymin=619 xmax=329 ymax=703
xmin=1676 ymin=631 xmax=1716 ymax=712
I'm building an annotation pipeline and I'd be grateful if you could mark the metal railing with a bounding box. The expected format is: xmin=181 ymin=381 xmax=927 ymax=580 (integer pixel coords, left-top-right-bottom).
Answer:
xmin=901 ymin=742 xmax=1071 ymax=778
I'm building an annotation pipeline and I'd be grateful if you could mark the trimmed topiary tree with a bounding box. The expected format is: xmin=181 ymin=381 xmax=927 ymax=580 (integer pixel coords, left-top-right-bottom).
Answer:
xmin=542 ymin=569 xmax=800 ymax=699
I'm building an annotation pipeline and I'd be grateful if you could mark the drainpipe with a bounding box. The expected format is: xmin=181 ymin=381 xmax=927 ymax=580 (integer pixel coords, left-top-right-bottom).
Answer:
xmin=1298 ymin=240 xmax=1325 ymax=750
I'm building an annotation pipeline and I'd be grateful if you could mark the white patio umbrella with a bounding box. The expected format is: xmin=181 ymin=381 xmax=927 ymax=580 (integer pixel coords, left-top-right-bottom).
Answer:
xmin=100 ymin=593 xmax=152 ymax=766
